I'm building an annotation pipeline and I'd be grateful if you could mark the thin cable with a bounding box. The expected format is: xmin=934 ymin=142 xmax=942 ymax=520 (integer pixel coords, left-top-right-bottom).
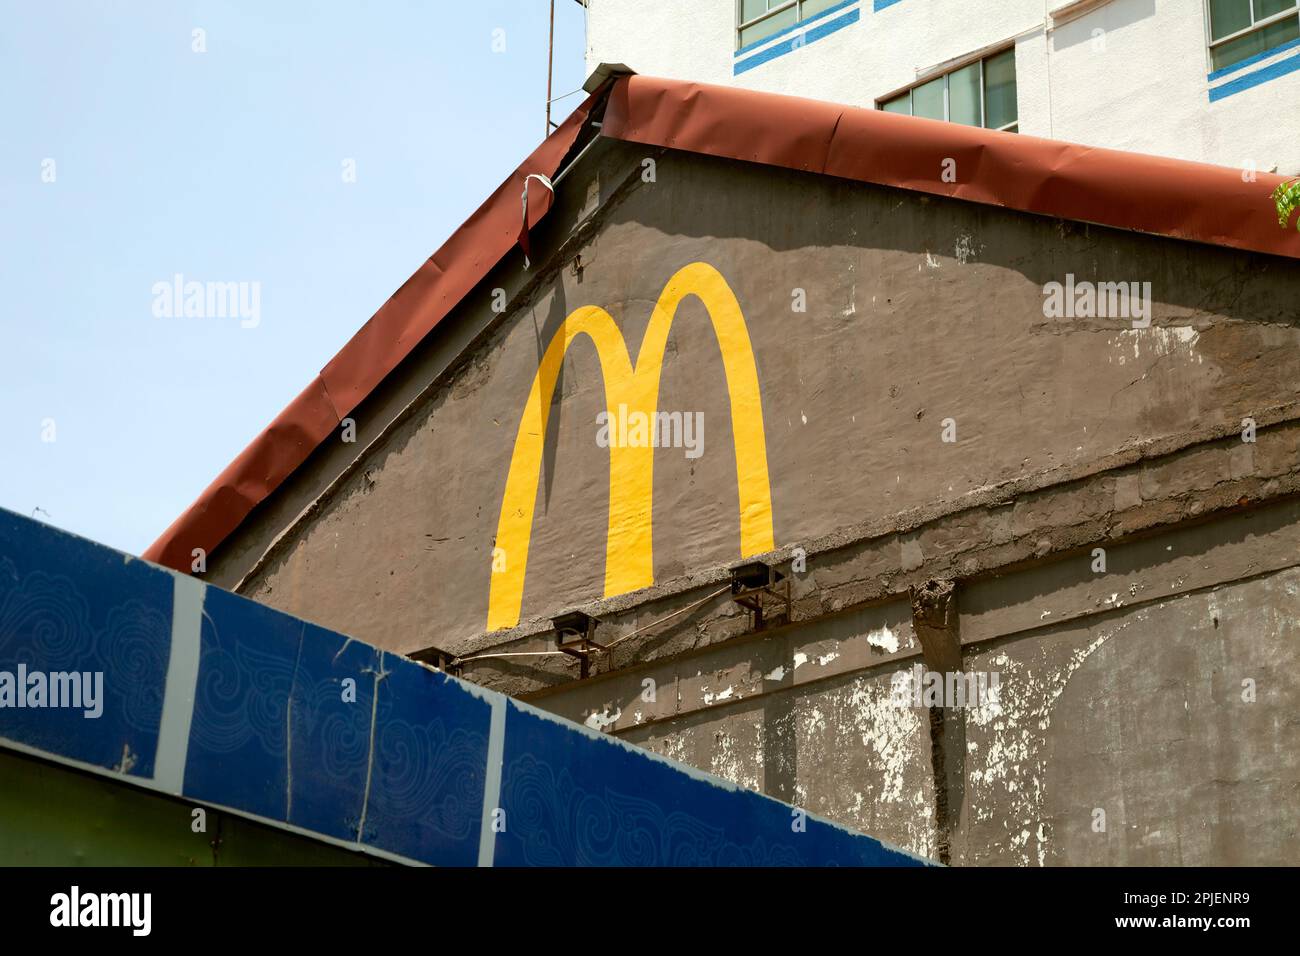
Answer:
xmin=601 ymin=586 xmax=731 ymax=651
xmin=453 ymin=649 xmax=573 ymax=665
xmin=547 ymin=86 xmax=586 ymax=105
xmin=454 ymin=585 xmax=731 ymax=668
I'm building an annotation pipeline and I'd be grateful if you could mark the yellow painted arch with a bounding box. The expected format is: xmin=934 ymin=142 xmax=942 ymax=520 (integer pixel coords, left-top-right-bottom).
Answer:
xmin=487 ymin=262 xmax=774 ymax=630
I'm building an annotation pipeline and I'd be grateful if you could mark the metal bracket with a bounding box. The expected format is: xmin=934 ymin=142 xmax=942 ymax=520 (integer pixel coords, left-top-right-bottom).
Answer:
xmin=551 ymin=610 xmax=607 ymax=679
xmin=729 ymin=561 xmax=791 ymax=631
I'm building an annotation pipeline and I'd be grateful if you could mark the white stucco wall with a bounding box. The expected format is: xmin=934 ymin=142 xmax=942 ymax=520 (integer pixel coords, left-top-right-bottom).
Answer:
xmin=583 ymin=0 xmax=1300 ymax=174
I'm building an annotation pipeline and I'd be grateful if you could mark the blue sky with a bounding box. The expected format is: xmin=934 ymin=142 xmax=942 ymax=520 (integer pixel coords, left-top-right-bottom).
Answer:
xmin=0 ymin=0 xmax=588 ymax=555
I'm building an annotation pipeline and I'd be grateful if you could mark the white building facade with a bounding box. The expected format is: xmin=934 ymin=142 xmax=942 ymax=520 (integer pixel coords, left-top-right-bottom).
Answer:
xmin=582 ymin=0 xmax=1300 ymax=175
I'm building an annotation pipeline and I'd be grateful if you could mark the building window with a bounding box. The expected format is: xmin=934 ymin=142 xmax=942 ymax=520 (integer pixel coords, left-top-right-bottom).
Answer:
xmin=878 ymin=48 xmax=1018 ymax=132
xmin=737 ymin=0 xmax=845 ymax=50
xmin=1208 ymin=1 xmax=1299 ymax=71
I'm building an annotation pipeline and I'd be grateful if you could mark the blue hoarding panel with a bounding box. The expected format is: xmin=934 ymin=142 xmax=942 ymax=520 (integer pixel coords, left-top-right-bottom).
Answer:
xmin=183 ymin=584 xmax=301 ymax=823
xmin=0 ymin=510 xmax=172 ymax=779
xmin=495 ymin=701 xmax=919 ymax=866
xmin=0 ymin=509 xmax=928 ymax=867
xmin=359 ymin=653 xmax=490 ymax=866
xmin=285 ymin=623 xmax=378 ymax=842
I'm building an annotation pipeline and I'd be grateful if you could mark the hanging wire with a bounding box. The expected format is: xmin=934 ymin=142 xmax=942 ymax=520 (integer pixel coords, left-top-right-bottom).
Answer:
xmin=601 ymin=585 xmax=732 ymax=651
xmin=452 ymin=585 xmax=732 ymax=666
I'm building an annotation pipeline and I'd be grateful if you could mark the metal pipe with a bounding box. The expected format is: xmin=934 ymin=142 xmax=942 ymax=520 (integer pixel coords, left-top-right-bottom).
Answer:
xmin=550 ymin=129 xmax=603 ymax=188
xmin=545 ymin=0 xmax=556 ymax=136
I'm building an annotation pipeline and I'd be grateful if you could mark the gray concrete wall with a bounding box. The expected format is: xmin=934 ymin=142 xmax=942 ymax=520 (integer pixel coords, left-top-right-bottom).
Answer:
xmin=209 ymin=141 xmax=1300 ymax=657
xmin=958 ymin=568 xmax=1299 ymax=866
xmin=524 ymin=498 xmax=1300 ymax=865
xmin=202 ymin=138 xmax=1300 ymax=865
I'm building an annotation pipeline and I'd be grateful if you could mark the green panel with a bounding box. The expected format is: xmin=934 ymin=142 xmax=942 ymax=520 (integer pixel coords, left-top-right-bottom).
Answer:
xmin=949 ymin=61 xmax=982 ymax=127
xmin=1257 ymin=0 xmax=1298 ymax=17
xmin=880 ymin=91 xmax=911 ymax=114
xmin=1211 ymin=14 xmax=1299 ymax=70
xmin=1209 ymin=0 xmax=1253 ymax=41
xmin=739 ymin=5 xmax=798 ymax=47
xmin=912 ymin=76 xmax=945 ymax=120
xmin=0 ymin=750 xmax=388 ymax=866
xmin=801 ymin=0 xmax=844 ymax=15
xmin=983 ymin=48 xmax=1018 ymax=129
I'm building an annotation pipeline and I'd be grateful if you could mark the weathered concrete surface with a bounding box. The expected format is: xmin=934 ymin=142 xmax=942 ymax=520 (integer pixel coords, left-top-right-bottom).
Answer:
xmin=622 ymin=665 xmax=938 ymax=860
xmin=513 ymin=499 xmax=1299 ymax=865
xmin=196 ymin=138 xmax=1300 ymax=865
xmin=208 ymin=143 xmax=1300 ymax=655
xmin=524 ymin=597 xmax=918 ymax=736
xmin=956 ymin=567 xmax=1300 ymax=866
xmin=446 ymin=422 xmax=1300 ymax=697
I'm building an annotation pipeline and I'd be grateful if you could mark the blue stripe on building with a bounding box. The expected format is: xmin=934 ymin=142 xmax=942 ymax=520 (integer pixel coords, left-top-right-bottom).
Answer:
xmin=1207 ymin=36 xmax=1300 ymax=82
xmin=735 ymin=7 xmax=861 ymax=76
xmin=735 ymin=0 xmax=859 ymax=57
xmin=1209 ymin=50 xmax=1300 ymax=101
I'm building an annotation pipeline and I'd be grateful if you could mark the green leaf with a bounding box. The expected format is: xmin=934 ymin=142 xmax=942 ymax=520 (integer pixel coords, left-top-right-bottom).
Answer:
xmin=1272 ymin=178 xmax=1300 ymax=231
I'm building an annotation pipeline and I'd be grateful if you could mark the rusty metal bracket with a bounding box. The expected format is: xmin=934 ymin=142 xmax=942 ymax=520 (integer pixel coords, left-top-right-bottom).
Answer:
xmin=551 ymin=610 xmax=607 ymax=679
xmin=729 ymin=561 xmax=791 ymax=631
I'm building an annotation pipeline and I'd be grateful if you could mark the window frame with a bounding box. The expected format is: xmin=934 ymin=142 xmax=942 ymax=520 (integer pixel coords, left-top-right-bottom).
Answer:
xmin=735 ymin=0 xmax=844 ymax=52
xmin=1205 ymin=0 xmax=1300 ymax=71
xmin=877 ymin=48 xmax=1018 ymax=133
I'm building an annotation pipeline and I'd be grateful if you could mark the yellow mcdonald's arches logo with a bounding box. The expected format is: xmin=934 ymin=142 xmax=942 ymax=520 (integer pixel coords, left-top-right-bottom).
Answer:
xmin=487 ymin=261 xmax=775 ymax=630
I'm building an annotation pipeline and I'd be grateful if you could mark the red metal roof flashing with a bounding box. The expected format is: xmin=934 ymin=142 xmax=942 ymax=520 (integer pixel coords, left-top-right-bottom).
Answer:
xmin=143 ymin=73 xmax=1300 ymax=572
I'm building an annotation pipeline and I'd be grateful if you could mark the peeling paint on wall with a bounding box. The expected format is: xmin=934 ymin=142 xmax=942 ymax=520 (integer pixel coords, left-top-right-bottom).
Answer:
xmin=584 ymin=706 xmax=622 ymax=731
xmin=866 ymin=625 xmax=900 ymax=654
xmin=965 ymin=619 xmax=1130 ymax=866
